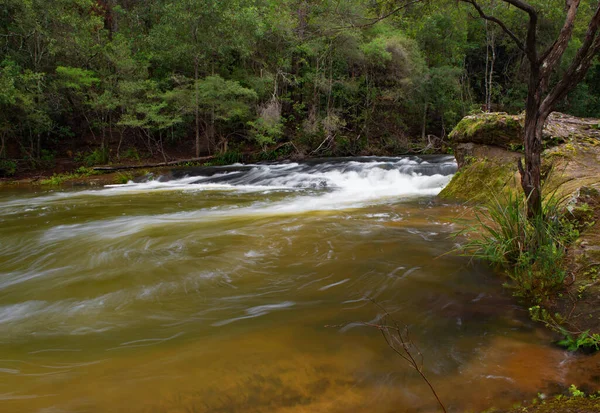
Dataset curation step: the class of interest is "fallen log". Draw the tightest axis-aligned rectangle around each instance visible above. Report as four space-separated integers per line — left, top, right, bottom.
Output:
92 156 215 172
92 142 302 172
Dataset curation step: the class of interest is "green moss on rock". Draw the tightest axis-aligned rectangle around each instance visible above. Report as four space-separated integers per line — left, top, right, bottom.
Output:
439 156 519 202
450 113 524 149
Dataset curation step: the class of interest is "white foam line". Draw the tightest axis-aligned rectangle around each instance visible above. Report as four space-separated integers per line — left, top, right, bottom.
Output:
21 370 73 377
0 368 20 374
108 332 184 350
0 393 58 400
298 274 333 290
319 278 350 291
212 301 295 327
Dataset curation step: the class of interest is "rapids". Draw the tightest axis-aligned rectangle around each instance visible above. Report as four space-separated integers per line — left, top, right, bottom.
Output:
0 156 596 413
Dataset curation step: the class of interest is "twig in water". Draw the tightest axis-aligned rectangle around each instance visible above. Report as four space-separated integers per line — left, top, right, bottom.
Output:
364 299 447 413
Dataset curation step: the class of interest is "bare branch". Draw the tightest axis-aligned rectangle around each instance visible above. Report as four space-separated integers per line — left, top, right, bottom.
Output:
330 0 423 30
460 0 526 53
501 0 537 16
365 299 447 413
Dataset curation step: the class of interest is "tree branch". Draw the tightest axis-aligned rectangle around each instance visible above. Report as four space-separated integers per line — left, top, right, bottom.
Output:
330 0 423 30
500 0 538 61
460 0 525 53
540 4 600 118
539 0 581 76
365 299 447 413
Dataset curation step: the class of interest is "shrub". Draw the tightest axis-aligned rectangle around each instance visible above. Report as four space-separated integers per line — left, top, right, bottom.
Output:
114 172 134 184
249 98 284 150
75 148 109 166
557 330 600 352
214 150 242 165
460 190 577 303
121 147 141 161
0 159 17 177
40 166 99 186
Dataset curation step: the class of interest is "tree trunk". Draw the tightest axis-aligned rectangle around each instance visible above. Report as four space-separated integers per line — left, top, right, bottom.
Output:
519 67 545 218
207 108 215 155
485 24 496 112
421 103 428 141
0 133 5 158
194 55 200 158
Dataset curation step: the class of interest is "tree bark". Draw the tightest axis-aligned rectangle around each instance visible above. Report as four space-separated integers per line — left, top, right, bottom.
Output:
194 55 200 158
519 86 543 218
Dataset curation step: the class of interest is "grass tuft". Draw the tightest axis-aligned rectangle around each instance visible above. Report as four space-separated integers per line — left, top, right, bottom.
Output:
459 189 578 303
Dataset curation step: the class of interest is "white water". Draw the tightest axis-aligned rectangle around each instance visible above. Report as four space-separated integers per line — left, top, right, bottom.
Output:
34 157 456 241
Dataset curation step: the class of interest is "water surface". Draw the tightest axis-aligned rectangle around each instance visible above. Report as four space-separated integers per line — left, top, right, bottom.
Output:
0 156 594 412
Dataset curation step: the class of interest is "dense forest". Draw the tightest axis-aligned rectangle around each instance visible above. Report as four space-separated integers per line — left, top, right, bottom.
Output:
1 0 599 174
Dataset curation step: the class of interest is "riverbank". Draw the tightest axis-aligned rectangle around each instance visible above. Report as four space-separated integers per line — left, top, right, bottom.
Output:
0 143 446 189
441 111 600 345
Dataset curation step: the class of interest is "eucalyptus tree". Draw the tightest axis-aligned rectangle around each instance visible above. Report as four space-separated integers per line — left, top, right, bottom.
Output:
456 0 600 217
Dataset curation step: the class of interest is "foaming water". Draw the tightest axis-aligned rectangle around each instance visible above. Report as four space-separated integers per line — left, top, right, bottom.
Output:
0 156 594 413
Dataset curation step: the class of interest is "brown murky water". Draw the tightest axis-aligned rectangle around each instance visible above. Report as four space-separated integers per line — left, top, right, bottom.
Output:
0 157 597 413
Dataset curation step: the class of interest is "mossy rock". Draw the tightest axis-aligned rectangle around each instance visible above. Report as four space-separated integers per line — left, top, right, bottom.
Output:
450 112 600 152
439 154 519 202
450 112 524 149
443 112 600 203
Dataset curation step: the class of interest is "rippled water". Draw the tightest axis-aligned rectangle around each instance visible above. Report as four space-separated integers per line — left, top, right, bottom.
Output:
0 156 596 413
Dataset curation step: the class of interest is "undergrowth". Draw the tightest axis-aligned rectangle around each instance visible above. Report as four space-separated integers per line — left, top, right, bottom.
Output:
457 189 600 352
40 166 101 185
0 159 17 177
460 190 578 304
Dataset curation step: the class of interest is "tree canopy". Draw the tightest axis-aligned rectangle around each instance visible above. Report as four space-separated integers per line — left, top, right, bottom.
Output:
1 0 599 169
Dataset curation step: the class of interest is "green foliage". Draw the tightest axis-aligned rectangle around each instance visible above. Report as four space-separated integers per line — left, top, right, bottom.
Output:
75 149 109 166
0 0 599 167
248 99 284 148
55 66 100 90
39 173 77 186
254 143 294 161
0 159 17 177
196 76 257 121
461 190 578 302
40 166 99 186
114 172 134 184
120 147 141 161
214 151 243 165
569 385 587 398
558 330 600 352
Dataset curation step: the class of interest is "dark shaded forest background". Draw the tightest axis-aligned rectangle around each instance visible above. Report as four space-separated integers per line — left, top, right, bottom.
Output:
1 0 599 172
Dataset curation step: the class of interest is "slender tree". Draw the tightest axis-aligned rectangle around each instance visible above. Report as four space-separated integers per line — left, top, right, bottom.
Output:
458 0 600 217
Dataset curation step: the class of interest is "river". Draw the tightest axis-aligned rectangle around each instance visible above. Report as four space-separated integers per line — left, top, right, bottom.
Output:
0 156 595 412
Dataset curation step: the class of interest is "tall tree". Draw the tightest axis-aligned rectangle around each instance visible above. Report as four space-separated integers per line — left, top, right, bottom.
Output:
458 0 600 217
